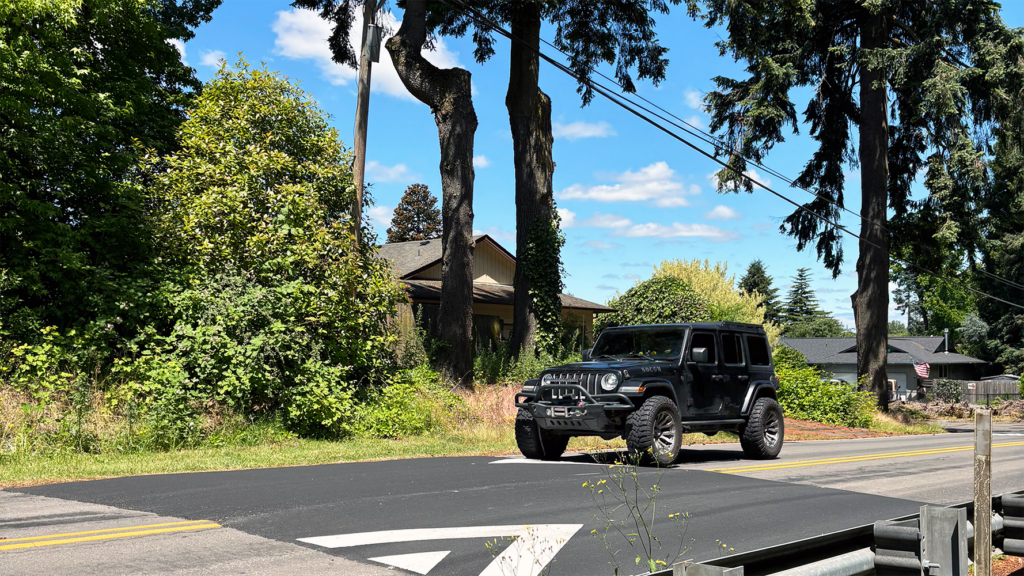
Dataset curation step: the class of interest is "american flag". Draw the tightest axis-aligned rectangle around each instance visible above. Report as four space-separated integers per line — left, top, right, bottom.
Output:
914 361 930 378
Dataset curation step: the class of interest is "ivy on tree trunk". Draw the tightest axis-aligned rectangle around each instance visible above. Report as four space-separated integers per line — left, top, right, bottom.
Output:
505 5 563 358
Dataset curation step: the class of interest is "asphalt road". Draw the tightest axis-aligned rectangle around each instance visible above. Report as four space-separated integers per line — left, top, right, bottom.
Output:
4 422 1024 576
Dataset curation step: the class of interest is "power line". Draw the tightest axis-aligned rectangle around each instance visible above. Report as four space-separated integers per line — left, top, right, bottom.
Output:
445 0 1024 296
440 0 1024 311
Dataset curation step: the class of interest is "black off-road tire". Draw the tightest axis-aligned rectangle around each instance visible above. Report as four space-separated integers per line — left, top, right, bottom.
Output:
624 396 682 466
740 397 784 459
515 408 570 461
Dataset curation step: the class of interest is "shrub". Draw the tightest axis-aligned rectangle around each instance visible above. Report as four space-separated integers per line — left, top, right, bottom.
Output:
596 276 711 333
932 379 964 403
473 342 581 384
775 364 875 428
772 345 808 370
352 365 463 438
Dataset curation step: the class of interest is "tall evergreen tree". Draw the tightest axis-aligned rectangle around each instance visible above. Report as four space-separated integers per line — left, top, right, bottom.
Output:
739 259 781 324
386 184 442 243
427 0 680 358
696 0 1023 409
782 268 820 326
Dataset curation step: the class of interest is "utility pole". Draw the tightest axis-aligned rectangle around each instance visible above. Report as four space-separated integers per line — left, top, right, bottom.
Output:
352 0 383 250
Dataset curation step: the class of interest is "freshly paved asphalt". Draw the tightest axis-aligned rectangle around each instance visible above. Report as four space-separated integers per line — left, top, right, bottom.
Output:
5 422 1024 576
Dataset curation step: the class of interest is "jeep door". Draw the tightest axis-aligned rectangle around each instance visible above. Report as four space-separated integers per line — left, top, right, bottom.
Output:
686 331 722 415
717 332 750 417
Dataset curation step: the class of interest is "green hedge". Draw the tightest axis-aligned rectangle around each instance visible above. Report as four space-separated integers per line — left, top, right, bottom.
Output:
775 364 875 428
932 379 964 403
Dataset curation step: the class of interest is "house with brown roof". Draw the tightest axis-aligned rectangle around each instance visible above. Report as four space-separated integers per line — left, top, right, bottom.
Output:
378 235 612 348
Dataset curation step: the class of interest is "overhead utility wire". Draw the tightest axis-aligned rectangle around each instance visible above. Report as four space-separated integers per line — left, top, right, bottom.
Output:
441 0 1024 311
474 7 1024 295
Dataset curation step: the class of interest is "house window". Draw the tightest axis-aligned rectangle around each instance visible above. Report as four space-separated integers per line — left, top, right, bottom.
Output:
933 365 950 379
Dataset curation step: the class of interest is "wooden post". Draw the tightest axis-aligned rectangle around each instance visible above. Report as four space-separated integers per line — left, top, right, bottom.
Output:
351 0 379 250
975 408 992 576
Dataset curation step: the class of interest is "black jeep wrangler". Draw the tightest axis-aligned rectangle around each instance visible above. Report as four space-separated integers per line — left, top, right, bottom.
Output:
514 322 783 465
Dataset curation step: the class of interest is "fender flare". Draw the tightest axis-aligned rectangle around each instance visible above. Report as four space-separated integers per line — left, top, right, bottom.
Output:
634 379 680 407
741 383 778 415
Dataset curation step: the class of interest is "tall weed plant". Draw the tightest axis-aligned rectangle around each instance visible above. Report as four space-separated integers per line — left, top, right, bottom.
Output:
474 341 582 385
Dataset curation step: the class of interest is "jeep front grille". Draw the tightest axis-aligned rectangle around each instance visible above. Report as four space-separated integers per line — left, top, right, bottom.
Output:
543 372 601 400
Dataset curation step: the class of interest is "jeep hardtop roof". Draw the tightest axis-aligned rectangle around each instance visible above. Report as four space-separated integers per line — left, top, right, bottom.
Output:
603 322 766 333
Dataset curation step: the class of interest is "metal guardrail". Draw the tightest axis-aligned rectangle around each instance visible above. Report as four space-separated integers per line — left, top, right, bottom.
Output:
644 490 1024 576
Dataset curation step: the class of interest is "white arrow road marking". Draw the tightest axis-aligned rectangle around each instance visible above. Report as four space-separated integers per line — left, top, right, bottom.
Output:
298 524 583 576
368 551 450 574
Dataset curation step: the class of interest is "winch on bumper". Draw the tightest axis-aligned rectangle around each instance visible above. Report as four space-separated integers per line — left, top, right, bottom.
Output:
515 383 634 432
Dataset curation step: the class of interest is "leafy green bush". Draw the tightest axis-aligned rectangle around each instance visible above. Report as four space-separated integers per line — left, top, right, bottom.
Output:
772 345 808 370
932 379 964 403
352 365 463 438
473 342 582 384
596 276 711 333
775 364 875 428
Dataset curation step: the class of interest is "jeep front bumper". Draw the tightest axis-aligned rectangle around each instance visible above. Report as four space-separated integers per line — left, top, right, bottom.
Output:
515 384 634 432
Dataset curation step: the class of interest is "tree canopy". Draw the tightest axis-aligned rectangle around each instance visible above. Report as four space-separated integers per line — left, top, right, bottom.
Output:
386 184 442 243
597 276 711 332
0 0 219 339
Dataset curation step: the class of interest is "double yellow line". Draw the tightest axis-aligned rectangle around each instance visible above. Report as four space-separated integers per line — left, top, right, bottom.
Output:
709 440 1024 474
0 519 220 551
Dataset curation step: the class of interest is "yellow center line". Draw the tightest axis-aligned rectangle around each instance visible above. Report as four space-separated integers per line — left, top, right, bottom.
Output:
0 523 221 551
709 440 1024 474
1 520 211 543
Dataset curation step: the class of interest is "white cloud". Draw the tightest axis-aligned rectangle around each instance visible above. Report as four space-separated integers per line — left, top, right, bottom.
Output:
597 284 618 291
704 205 742 221
272 9 461 102
622 262 651 268
684 115 705 130
582 240 622 250
366 160 417 183
624 274 642 280
602 274 619 279
552 121 616 141
580 213 634 228
556 208 576 228
473 155 490 168
613 222 741 242
199 49 226 68
558 162 700 207
367 205 393 230
167 39 187 64
684 89 703 111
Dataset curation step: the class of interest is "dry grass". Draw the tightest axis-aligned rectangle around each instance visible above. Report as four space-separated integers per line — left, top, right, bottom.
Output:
869 411 946 435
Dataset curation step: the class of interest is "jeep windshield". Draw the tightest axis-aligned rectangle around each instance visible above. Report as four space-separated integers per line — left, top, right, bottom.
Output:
590 326 687 361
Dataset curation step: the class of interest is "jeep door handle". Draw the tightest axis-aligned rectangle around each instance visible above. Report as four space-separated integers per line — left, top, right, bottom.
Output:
711 375 726 383
737 376 749 383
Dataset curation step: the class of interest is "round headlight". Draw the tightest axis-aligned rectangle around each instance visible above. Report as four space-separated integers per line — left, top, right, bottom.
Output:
541 373 554 386
600 373 620 391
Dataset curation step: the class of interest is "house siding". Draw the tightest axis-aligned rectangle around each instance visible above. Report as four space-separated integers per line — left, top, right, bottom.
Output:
407 241 515 285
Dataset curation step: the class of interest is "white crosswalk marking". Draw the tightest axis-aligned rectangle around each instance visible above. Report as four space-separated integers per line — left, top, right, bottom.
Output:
298 524 583 576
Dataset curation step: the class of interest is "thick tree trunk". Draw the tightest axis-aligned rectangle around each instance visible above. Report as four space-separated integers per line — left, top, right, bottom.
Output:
852 8 890 410
506 6 558 358
386 0 476 386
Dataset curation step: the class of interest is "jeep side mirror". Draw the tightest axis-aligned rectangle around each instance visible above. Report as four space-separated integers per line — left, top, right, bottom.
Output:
581 349 591 361
690 347 708 364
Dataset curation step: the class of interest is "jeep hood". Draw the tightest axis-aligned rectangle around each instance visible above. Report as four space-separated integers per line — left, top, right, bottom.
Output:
544 359 677 373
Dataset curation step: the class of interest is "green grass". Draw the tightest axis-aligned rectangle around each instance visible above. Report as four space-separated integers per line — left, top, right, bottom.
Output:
868 412 946 435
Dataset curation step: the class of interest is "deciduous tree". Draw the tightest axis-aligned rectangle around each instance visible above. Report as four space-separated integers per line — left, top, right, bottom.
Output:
0 0 219 339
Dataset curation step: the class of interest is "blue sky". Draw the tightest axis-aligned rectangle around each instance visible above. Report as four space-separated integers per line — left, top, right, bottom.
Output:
176 1 1024 329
